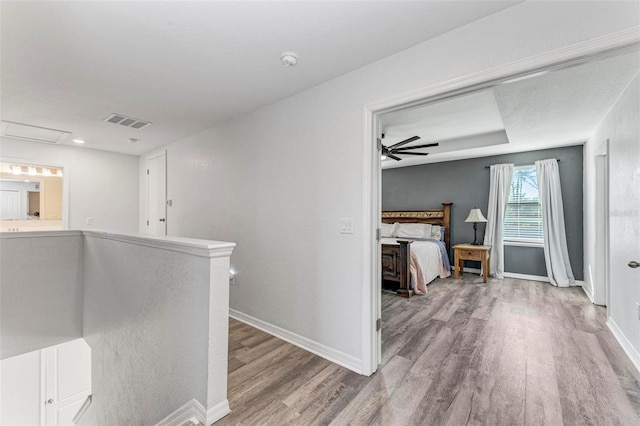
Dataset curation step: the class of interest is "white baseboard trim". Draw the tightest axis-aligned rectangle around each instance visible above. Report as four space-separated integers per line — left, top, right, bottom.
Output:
462 268 584 287
206 400 231 425
230 309 363 375
505 271 550 283
155 398 230 426
607 317 640 375
582 279 595 303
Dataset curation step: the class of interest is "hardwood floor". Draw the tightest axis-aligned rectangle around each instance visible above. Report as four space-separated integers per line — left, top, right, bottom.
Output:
216 275 640 425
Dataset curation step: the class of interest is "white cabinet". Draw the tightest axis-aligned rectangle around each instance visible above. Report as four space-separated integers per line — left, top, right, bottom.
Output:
1 339 91 426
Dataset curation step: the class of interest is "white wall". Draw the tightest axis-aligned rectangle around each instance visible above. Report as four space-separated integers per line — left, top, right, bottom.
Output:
0 231 83 359
149 2 640 371
0 137 139 233
0 349 41 426
585 72 640 355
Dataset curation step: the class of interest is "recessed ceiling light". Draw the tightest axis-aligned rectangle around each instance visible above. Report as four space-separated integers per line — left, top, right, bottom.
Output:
73 139 85 144
281 52 298 67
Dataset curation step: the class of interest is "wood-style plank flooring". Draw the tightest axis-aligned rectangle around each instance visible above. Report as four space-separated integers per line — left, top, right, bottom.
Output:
215 275 640 425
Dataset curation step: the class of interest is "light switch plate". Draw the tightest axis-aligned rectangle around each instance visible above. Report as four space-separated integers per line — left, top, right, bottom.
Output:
340 218 354 234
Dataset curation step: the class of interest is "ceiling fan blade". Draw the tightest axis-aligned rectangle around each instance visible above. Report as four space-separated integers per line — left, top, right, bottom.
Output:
394 151 430 156
387 154 402 161
394 142 439 150
388 135 420 150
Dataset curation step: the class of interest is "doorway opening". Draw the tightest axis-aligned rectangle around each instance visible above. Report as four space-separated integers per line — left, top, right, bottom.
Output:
363 38 638 374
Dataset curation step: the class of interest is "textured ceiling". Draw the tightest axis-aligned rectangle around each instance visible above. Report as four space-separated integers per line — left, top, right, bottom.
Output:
0 1 517 155
381 51 640 169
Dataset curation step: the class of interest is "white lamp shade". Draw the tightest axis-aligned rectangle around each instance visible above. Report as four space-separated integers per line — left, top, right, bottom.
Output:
465 208 487 223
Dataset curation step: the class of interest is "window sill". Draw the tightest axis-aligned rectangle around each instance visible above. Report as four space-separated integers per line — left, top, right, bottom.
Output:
504 240 544 248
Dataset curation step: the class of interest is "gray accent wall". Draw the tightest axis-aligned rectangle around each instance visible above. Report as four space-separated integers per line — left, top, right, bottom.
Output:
382 145 584 280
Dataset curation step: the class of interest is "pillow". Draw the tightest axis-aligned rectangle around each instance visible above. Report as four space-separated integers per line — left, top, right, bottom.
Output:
430 226 441 241
395 223 432 239
440 226 446 241
381 222 397 238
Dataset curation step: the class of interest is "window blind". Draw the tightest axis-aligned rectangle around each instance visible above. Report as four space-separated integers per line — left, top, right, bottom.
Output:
504 166 543 242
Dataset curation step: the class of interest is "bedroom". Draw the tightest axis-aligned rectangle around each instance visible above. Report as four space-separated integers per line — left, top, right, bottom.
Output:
373 45 637 367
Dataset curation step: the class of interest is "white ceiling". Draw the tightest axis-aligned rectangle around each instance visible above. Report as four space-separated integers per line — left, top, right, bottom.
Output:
380 50 640 169
0 1 518 155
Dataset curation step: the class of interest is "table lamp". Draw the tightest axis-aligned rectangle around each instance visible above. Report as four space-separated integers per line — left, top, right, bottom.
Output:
465 207 487 245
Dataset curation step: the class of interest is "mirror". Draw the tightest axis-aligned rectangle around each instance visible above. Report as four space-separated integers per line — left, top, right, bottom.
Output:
0 162 63 231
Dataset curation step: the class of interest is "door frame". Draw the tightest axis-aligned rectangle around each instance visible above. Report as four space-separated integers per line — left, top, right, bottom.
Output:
141 150 167 235
360 29 640 375
594 139 610 307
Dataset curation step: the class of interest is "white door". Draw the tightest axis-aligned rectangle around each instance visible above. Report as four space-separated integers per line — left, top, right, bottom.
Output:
608 76 640 357
0 339 91 426
0 189 20 219
146 151 167 236
43 339 92 426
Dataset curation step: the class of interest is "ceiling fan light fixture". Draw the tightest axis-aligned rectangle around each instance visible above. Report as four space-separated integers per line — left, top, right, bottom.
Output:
280 52 298 67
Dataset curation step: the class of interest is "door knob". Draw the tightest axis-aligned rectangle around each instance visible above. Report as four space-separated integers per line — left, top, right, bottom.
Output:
47 399 54 404
629 261 640 269
159 218 166 222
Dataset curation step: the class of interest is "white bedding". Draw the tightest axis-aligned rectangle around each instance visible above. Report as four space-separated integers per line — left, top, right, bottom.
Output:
381 238 450 294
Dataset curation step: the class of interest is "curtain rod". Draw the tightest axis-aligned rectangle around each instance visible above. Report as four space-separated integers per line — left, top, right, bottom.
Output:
484 159 560 169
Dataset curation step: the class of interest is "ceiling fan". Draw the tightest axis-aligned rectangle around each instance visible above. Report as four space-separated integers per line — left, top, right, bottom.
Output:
380 135 439 161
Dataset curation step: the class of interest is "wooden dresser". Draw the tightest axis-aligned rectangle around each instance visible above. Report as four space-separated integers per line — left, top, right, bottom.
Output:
453 244 491 283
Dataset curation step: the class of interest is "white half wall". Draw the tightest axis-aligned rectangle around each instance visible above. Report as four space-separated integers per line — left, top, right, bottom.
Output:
0 231 83 359
0 137 139 233
149 2 640 371
80 232 234 425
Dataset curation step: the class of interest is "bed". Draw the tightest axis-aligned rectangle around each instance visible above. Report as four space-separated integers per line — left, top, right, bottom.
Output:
381 203 452 297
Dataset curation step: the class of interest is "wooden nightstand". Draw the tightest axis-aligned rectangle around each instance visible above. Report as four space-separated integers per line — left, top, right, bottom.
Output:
453 244 491 283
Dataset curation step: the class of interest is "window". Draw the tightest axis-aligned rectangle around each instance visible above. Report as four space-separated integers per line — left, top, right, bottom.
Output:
504 166 543 244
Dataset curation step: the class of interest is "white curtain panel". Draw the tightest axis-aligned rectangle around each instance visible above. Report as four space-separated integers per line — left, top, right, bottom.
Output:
536 159 576 287
483 163 514 279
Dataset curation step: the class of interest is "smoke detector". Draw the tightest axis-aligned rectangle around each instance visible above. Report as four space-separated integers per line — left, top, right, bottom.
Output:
280 52 298 67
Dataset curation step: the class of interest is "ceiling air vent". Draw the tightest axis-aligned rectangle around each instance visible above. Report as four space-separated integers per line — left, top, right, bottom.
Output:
104 113 151 129
0 121 71 144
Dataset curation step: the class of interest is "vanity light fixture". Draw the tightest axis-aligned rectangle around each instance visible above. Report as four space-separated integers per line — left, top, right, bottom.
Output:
381 155 388 160
28 167 37 176
11 165 22 175
42 168 51 176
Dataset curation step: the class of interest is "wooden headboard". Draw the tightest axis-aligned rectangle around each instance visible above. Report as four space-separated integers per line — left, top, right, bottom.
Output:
382 202 453 254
